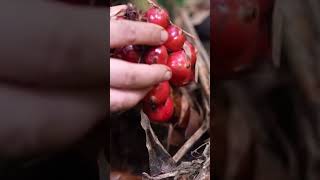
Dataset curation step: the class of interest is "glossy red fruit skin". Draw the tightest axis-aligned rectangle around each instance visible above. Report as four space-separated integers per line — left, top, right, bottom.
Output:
164 25 186 52
212 0 260 79
143 81 170 105
143 97 174 123
144 7 170 28
184 41 198 66
167 51 193 86
143 45 168 65
113 45 141 63
213 44 257 79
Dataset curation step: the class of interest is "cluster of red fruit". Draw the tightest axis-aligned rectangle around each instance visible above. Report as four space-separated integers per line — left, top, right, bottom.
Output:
212 0 274 79
112 4 198 123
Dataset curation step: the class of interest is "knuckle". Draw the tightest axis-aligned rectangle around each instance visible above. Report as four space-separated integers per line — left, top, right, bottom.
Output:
123 70 137 87
126 23 137 44
129 71 138 85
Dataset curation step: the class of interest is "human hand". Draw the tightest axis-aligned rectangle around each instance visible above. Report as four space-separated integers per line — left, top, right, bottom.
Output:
110 5 171 112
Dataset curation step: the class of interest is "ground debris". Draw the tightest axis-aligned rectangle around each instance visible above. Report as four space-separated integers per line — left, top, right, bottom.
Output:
140 112 210 180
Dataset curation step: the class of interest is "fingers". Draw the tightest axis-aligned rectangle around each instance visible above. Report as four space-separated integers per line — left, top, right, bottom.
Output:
110 88 151 112
110 58 172 89
110 20 168 48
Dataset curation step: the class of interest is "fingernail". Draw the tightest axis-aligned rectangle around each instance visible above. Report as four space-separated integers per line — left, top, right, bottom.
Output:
161 30 168 43
163 70 172 80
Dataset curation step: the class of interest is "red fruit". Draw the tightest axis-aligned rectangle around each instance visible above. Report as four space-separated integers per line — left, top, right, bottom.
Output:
183 41 198 67
167 51 193 86
164 25 186 52
143 81 170 105
143 45 168 65
143 97 174 123
213 43 256 79
113 45 141 63
212 0 260 78
144 7 170 28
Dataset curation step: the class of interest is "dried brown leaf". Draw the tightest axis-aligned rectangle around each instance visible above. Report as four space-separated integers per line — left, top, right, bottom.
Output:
140 111 177 176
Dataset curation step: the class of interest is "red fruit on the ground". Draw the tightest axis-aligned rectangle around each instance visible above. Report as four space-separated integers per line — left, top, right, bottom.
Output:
144 7 170 28
167 51 193 86
113 45 141 63
164 25 186 52
143 97 174 123
143 81 170 105
143 45 168 65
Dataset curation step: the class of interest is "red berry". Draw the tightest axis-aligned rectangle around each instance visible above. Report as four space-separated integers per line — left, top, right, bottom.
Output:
213 43 256 79
113 45 141 63
143 97 174 123
183 41 198 67
164 25 186 52
167 51 193 86
143 81 170 105
212 0 260 78
143 45 168 65
144 7 170 28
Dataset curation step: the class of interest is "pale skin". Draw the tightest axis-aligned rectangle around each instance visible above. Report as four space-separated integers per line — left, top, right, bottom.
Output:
0 2 169 158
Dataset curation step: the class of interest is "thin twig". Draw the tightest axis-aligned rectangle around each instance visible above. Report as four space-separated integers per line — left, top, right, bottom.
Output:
180 9 210 68
180 9 210 98
173 122 209 162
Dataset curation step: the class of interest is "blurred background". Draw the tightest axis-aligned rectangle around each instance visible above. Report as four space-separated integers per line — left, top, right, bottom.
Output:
212 0 320 180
